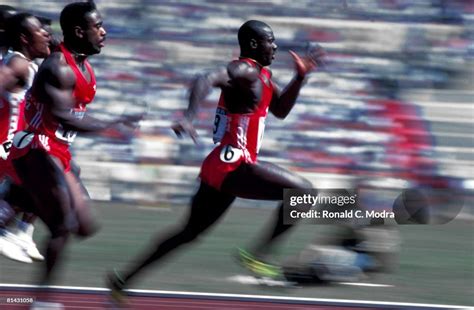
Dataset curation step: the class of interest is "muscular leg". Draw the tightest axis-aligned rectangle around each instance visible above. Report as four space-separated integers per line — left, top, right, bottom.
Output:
221 161 312 257
2 181 37 227
13 149 76 285
70 159 90 199
64 170 97 237
120 182 235 287
222 161 311 200
2 183 36 227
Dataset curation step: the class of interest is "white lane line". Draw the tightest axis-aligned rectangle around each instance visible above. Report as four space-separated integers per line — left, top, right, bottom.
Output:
0 283 467 309
226 275 293 287
339 282 394 287
227 275 394 288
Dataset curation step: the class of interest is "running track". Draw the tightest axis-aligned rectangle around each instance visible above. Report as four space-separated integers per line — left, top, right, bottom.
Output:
0 285 466 310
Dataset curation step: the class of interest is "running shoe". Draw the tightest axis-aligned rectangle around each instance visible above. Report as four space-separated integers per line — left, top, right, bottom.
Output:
106 269 128 306
0 232 33 263
236 248 283 279
13 228 44 261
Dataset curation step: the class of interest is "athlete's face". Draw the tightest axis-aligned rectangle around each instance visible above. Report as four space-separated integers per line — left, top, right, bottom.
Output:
255 29 277 66
82 10 106 55
24 16 50 59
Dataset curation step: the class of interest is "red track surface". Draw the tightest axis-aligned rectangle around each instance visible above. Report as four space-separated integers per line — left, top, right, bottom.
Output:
0 290 373 310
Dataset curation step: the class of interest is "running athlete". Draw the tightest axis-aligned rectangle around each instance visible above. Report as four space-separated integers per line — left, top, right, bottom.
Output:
108 20 325 297
9 2 137 290
0 12 51 263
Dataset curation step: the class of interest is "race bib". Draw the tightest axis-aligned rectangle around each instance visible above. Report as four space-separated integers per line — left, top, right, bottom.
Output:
55 124 77 144
212 107 227 144
0 141 11 160
12 131 34 149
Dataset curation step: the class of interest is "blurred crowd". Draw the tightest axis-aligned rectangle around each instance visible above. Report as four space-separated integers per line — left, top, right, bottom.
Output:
7 0 474 205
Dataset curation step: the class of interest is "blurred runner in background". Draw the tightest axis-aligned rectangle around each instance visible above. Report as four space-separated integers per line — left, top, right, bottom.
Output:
0 11 51 264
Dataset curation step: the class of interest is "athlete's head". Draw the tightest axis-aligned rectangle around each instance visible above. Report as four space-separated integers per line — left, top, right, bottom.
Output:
60 1 106 55
238 20 277 66
37 16 60 51
5 13 50 59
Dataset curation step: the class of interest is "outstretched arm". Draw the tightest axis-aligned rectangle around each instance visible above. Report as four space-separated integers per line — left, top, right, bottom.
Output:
270 44 325 119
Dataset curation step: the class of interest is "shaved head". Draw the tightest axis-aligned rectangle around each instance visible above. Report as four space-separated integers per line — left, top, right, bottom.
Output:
237 20 276 66
238 20 273 48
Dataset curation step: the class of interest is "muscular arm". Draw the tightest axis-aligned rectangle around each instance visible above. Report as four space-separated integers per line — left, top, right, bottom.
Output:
173 67 229 141
173 61 262 141
224 60 261 114
0 56 29 94
269 74 305 120
269 50 312 119
183 67 228 122
33 53 110 133
270 47 325 119
184 61 262 119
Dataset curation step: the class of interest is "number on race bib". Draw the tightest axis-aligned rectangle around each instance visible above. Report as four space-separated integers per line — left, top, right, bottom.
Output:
219 144 243 163
212 107 227 144
213 115 220 134
223 145 234 161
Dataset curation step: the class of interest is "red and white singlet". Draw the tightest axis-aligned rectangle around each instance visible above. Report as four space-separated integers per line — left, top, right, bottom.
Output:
10 43 96 172
200 58 274 189
0 50 37 183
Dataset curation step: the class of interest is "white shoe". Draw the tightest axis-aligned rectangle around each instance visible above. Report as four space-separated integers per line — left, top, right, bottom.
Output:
0 233 33 263
26 243 45 261
30 301 64 310
14 231 44 261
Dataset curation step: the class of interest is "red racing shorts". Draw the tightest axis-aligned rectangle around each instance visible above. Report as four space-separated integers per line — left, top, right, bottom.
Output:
0 158 21 184
200 144 253 190
10 131 73 173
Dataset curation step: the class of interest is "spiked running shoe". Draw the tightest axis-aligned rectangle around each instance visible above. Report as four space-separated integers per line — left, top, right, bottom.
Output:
106 269 128 307
236 248 283 279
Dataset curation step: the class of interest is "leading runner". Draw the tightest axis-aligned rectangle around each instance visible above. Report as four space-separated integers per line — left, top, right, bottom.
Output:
109 20 325 298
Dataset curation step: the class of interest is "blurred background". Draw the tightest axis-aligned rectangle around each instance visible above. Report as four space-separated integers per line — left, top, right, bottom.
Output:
1 0 473 306
5 0 473 206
